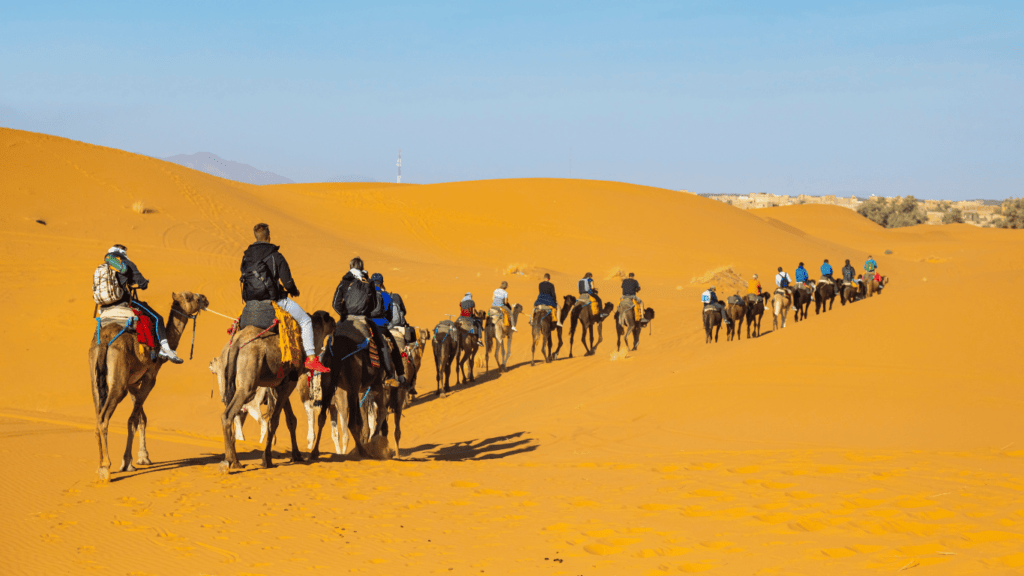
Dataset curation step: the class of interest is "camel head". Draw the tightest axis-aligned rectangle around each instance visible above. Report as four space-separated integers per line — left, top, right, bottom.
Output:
601 301 615 315
417 328 430 348
171 291 209 316
562 294 577 308
643 308 655 321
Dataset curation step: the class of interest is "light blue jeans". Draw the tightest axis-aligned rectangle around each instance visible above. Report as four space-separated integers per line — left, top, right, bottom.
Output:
276 297 315 357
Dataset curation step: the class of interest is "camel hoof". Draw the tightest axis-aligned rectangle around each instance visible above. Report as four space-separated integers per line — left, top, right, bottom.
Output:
290 454 304 464
262 460 276 469
136 456 152 466
309 450 320 461
119 460 136 473
223 459 243 470
97 467 110 482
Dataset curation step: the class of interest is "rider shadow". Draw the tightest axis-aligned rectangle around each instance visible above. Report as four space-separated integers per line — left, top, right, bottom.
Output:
400 431 538 461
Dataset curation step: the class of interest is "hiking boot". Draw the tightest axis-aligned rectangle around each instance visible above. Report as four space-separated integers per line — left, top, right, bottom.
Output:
304 355 331 373
398 375 408 387
159 342 184 364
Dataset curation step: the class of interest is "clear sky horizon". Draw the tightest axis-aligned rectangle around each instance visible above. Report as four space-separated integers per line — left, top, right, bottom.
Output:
1 1 1021 200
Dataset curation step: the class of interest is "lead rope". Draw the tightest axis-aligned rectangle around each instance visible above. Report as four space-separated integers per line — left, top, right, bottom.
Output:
190 314 197 360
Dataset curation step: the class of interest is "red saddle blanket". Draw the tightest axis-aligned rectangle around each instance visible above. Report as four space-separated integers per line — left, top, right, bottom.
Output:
133 311 157 348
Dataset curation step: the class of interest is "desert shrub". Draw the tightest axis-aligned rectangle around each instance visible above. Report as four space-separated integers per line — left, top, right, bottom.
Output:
941 208 964 224
993 198 1024 229
856 196 927 228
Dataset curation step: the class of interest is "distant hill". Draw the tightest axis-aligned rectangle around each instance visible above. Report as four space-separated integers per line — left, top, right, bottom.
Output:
324 175 379 183
161 152 294 185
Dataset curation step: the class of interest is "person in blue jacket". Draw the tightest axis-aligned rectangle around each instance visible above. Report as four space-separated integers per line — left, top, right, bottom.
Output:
371 273 393 329
794 262 810 286
820 259 834 281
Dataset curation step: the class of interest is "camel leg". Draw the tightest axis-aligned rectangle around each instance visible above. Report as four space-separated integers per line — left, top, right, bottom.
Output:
279 381 302 464
309 391 329 460
594 323 604 352
346 384 371 458
633 325 641 350
334 396 348 455
262 381 289 468
503 334 513 371
120 375 155 471
392 389 404 458
234 413 246 441
304 398 316 450
220 385 253 469
96 358 129 480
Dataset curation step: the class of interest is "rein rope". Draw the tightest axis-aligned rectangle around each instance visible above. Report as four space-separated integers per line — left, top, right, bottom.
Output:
240 319 279 348
171 308 200 360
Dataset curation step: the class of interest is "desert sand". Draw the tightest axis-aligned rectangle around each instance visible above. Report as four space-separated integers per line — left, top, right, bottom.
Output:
1 127 1022 574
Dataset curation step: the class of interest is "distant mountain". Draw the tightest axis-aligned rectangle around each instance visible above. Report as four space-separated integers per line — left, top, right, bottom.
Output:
161 152 294 185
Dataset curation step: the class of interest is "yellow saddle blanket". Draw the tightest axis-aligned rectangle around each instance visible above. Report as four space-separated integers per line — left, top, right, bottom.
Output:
238 302 303 368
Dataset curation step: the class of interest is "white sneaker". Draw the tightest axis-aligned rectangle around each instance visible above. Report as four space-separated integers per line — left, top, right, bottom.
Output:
159 341 184 364
511 326 517 332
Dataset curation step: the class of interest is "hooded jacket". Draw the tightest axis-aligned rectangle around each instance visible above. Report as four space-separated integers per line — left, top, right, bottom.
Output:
240 242 298 301
842 264 856 281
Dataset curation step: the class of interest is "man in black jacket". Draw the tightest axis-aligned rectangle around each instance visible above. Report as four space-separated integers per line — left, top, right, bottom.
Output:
841 259 856 283
332 257 406 386
621 272 649 326
103 244 183 364
241 223 329 373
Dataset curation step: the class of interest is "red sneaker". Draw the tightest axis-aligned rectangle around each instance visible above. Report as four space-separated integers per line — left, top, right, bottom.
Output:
304 356 330 373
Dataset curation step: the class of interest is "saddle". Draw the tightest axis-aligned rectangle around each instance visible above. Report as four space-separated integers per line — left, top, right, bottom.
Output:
455 315 477 334
96 303 157 350
819 277 835 286
726 295 742 306
576 295 600 315
239 300 278 332
744 293 762 305
774 288 788 296
533 305 557 323
489 305 510 328
703 304 720 314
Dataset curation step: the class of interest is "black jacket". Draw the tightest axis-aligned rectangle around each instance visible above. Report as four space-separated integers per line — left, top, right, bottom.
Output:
842 264 856 282
621 278 640 296
241 242 298 301
111 253 149 305
333 271 380 319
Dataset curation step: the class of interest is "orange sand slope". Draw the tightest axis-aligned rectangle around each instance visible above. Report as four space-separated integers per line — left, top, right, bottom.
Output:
1 127 1023 574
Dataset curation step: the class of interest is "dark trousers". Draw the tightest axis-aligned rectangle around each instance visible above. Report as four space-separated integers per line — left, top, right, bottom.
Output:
368 322 404 377
132 300 167 342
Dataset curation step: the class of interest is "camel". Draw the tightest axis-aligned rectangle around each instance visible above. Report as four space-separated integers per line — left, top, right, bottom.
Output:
865 274 888 297
814 278 837 314
432 320 459 395
703 305 722 343
216 309 333 469
615 298 655 351
744 294 765 338
839 280 860 305
90 291 208 480
791 283 814 322
310 317 394 461
210 356 272 444
485 303 523 373
377 326 430 456
454 312 484 385
530 305 558 365
724 297 746 341
771 289 792 331
562 295 615 357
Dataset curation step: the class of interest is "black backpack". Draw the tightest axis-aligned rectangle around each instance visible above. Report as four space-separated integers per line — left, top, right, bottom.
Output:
240 254 277 302
390 292 408 326
344 277 378 317
779 274 789 289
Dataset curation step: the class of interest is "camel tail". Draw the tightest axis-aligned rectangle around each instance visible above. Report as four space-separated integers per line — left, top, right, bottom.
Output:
224 341 241 405
91 344 109 410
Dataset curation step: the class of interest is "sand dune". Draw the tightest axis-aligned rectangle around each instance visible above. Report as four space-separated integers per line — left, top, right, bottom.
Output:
2 127 1022 574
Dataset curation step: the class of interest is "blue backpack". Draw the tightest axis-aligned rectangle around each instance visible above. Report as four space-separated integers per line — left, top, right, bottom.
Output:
779 274 789 288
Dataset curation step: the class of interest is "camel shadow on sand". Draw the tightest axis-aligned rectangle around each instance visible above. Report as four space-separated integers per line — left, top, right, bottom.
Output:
400 431 538 461
410 359 540 407
108 448 297 482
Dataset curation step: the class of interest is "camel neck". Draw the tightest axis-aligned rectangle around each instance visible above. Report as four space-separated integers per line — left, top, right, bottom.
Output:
165 302 190 350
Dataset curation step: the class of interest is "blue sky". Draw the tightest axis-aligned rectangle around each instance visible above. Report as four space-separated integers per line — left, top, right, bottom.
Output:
1 1 1021 199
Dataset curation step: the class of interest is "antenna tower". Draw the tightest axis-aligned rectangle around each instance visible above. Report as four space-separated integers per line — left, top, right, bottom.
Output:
397 149 402 183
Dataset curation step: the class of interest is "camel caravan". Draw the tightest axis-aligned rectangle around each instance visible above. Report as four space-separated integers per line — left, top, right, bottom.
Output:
88 225 657 480
700 256 888 344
